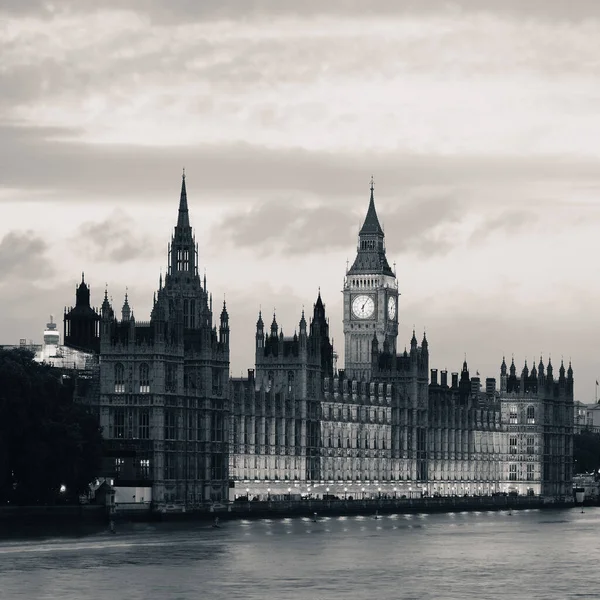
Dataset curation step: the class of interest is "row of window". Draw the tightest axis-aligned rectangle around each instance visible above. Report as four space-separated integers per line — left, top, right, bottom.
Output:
164 410 225 442
164 453 225 481
509 464 536 481
509 436 536 455
509 405 536 425
113 363 224 395
323 404 388 423
326 434 388 450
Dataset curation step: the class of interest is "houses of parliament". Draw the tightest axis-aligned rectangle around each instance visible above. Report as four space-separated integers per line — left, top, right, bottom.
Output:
63 174 574 505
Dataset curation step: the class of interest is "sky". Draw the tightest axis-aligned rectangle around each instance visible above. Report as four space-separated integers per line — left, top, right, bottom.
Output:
1 0 600 401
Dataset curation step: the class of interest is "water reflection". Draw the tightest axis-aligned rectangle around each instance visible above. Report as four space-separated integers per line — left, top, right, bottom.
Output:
1 508 598 600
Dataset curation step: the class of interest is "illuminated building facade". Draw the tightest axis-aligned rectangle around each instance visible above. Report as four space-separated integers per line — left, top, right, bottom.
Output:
229 182 573 500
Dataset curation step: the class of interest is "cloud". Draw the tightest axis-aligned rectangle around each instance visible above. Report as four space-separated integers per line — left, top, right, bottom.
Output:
468 210 537 245
215 198 357 256
0 230 54 280
2 124 600 202
72 210 162 263
2 1 599 22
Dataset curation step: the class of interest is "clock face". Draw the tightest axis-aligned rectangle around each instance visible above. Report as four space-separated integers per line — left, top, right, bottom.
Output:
388 297 396 320
352 295 375 319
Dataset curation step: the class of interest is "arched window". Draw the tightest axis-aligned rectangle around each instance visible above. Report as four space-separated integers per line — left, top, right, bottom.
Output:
165 364 176 393
139 363 150 393
338 435 342 448
114 363 125 393
527 405 535 424
287 371 294 394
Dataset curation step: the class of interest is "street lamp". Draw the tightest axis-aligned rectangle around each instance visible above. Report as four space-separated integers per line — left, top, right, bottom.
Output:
361 487 365 499
267 487 271 501
344 487 348 500
393 487 397 499
246 487 249 501
288 487 291 501
378 487 381 499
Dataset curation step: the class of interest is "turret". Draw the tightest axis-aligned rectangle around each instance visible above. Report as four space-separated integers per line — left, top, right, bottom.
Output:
219 300 229 348
559 359 566 390
410 329 418 359
256 310 264 349
500 356 508 392
63 272 100 353
371 332 379 358
122 292 131 321
299 309 307 337
271 312 278 338
547 357 554 382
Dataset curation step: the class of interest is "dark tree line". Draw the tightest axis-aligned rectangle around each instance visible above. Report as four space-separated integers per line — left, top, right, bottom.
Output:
574 430 600 476
0 348 103 505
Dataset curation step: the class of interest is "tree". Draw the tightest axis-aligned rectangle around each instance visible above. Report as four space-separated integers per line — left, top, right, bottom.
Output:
573 430 600 475
0 348 103 505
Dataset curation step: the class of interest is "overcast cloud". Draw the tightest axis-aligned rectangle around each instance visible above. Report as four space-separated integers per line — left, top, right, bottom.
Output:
2 1 600 400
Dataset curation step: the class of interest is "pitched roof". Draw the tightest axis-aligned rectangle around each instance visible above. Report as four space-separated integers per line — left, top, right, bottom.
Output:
359 183 384 236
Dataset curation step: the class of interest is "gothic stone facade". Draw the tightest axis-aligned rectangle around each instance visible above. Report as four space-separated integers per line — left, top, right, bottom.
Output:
67 175 230 504
229 183 573 500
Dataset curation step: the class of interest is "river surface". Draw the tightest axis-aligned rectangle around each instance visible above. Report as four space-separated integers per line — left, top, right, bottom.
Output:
0 507 598 600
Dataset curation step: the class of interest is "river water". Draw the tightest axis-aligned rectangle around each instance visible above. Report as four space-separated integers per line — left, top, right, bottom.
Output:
0 507 598 600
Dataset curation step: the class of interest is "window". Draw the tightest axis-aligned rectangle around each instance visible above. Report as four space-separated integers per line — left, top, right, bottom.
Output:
212 412 224 442
165 453 176 479
139 410 149 439
527 464 534 481
509 405 518 425
139 458 151 479
287 371 294 394
113 408 125 438
212 367 222 396
114 363 125 393
115 457 123 475
509 437 517 455
527 406 535 425
211 455 224 480
165 410 177 440
527 436 535 455
188 412 196 441
165 364 176 393
139 363 150 393
509 464 517 481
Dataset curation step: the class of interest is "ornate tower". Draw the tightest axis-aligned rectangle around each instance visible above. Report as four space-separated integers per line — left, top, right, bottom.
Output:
343 178 399 379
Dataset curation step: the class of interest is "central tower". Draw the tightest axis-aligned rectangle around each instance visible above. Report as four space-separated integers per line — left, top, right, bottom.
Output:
343 178 399 380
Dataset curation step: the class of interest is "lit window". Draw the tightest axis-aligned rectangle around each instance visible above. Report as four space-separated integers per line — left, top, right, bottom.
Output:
527 406 535 425
509 405 518 425
139 363 150 394
526 464 534 481
509 464 517 481
527 436 535 455
509 437 518 455
114 363 125 393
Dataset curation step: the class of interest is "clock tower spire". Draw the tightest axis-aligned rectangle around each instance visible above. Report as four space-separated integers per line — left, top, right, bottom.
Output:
343 178 399 379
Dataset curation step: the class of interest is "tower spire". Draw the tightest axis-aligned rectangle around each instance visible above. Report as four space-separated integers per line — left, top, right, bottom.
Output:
177 168 190 229
360 176 384 236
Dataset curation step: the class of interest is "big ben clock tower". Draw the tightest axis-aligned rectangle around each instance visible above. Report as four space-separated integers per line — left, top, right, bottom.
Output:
343 178 399 380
